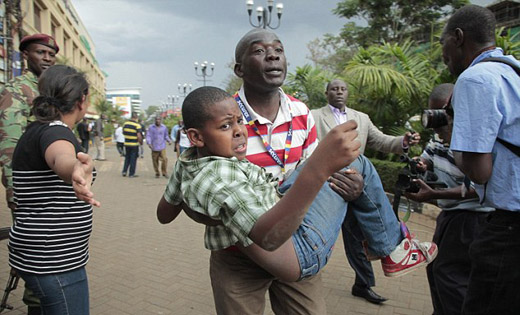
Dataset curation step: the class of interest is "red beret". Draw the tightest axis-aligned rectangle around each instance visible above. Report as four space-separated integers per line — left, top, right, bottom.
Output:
19 34 59 53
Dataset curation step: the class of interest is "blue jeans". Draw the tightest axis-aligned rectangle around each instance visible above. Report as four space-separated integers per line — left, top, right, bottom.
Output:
123 146 138 176
17 267 89 315
279 155 402 279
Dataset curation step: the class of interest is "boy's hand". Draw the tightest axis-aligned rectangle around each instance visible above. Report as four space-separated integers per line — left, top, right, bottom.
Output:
310 120 361 178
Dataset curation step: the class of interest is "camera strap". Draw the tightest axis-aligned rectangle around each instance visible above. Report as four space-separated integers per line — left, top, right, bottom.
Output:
478 57 520 158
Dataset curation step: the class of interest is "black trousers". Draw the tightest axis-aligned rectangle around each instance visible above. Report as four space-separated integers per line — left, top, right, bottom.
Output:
462 210 520 315
341 208 375 288
80 138 89 153
427 210 488 315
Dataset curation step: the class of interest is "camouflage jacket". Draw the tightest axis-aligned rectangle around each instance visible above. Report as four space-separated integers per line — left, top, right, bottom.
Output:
0 71 38 204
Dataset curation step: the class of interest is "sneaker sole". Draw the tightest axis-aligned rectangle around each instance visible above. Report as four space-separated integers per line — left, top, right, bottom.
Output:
383 248 438 278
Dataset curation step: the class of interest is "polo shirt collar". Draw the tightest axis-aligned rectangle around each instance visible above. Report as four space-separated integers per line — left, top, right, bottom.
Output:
237 86 292 125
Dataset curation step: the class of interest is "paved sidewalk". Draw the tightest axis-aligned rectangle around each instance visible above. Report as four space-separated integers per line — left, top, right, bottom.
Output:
0 144 436 314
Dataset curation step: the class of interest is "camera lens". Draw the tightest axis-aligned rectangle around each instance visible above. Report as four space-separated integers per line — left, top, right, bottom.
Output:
422 109 449 129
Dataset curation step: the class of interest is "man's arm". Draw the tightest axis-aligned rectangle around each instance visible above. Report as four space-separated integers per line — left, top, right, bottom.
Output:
453 151 493 185
0 88 31 210
405 179 478 203
164 127 172 144
146 127 153 148
364 116 405 154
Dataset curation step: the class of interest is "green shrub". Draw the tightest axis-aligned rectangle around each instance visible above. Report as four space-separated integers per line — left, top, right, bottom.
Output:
369 158 405 193
104 123 115 139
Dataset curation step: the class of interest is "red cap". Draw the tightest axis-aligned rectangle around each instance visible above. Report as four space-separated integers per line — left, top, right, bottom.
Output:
19 34 59 53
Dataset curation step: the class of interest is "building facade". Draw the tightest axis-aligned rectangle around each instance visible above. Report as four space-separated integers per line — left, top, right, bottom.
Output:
106 88 142 119
0 0 105 106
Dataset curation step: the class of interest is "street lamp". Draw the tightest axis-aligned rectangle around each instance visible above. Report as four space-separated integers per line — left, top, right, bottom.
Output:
178 83 192 97
246 0 283 29
194 61 215 86
168 94 180 108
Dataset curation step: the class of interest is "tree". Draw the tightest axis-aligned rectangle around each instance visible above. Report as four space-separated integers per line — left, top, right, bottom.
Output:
284 65 333 109
341 39 448 161
146 105 160 117
223 59 243 94
496 27 520 59
332 0 468 47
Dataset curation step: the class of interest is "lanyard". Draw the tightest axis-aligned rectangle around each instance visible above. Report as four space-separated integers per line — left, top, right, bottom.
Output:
235 94 293 174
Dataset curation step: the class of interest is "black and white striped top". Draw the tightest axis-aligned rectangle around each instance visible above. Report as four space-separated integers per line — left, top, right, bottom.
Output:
8 121 95 274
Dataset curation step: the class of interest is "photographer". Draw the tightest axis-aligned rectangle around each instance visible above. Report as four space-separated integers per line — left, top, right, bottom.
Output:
440 5 520 314
405 83 493 315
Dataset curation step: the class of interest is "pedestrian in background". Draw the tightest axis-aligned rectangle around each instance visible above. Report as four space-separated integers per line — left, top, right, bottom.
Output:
146 116 171 178
8 64 97 315
114 123 125 156
170 120 182 155
139 118 145 158
93 114 106 161
122 112 142 177
77 117 90 153
175 126 191 158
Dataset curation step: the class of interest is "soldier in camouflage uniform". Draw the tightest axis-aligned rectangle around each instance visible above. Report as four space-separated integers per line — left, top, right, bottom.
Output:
0 33 58 315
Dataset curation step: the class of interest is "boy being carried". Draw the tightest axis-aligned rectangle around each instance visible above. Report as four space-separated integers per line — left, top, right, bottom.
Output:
157 86 437 281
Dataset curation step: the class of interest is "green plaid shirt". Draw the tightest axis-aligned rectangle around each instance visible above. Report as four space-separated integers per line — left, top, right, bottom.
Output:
164 147 279 250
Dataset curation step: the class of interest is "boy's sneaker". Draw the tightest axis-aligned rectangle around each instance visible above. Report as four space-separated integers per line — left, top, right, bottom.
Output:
381 223 438 277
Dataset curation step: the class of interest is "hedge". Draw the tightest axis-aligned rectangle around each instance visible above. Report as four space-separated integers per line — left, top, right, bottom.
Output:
368 158 406 193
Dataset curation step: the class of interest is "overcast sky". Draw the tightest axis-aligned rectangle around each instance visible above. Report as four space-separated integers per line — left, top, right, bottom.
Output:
72 0 493 110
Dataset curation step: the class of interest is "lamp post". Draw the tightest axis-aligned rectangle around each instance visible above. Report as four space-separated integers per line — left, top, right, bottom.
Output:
178 83 192 97
194 61 215 86
168 94 180 109
246 0 283 29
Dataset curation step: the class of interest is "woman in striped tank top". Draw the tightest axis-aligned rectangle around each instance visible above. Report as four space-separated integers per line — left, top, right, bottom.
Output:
8 65 96 315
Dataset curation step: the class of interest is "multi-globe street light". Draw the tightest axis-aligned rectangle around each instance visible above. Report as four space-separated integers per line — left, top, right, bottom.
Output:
194 61 215 86
246 0 283 29
178 83 192 97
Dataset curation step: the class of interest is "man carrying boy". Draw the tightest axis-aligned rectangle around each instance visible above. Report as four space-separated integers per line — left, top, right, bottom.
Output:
208 28 436 314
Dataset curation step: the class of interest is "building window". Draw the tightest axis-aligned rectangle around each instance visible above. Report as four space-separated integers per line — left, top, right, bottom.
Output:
34 4 42 32
73 44 78 65
64 33 70 58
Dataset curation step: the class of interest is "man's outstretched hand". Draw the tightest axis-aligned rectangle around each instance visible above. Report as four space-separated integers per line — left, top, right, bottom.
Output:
72 152 100 207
